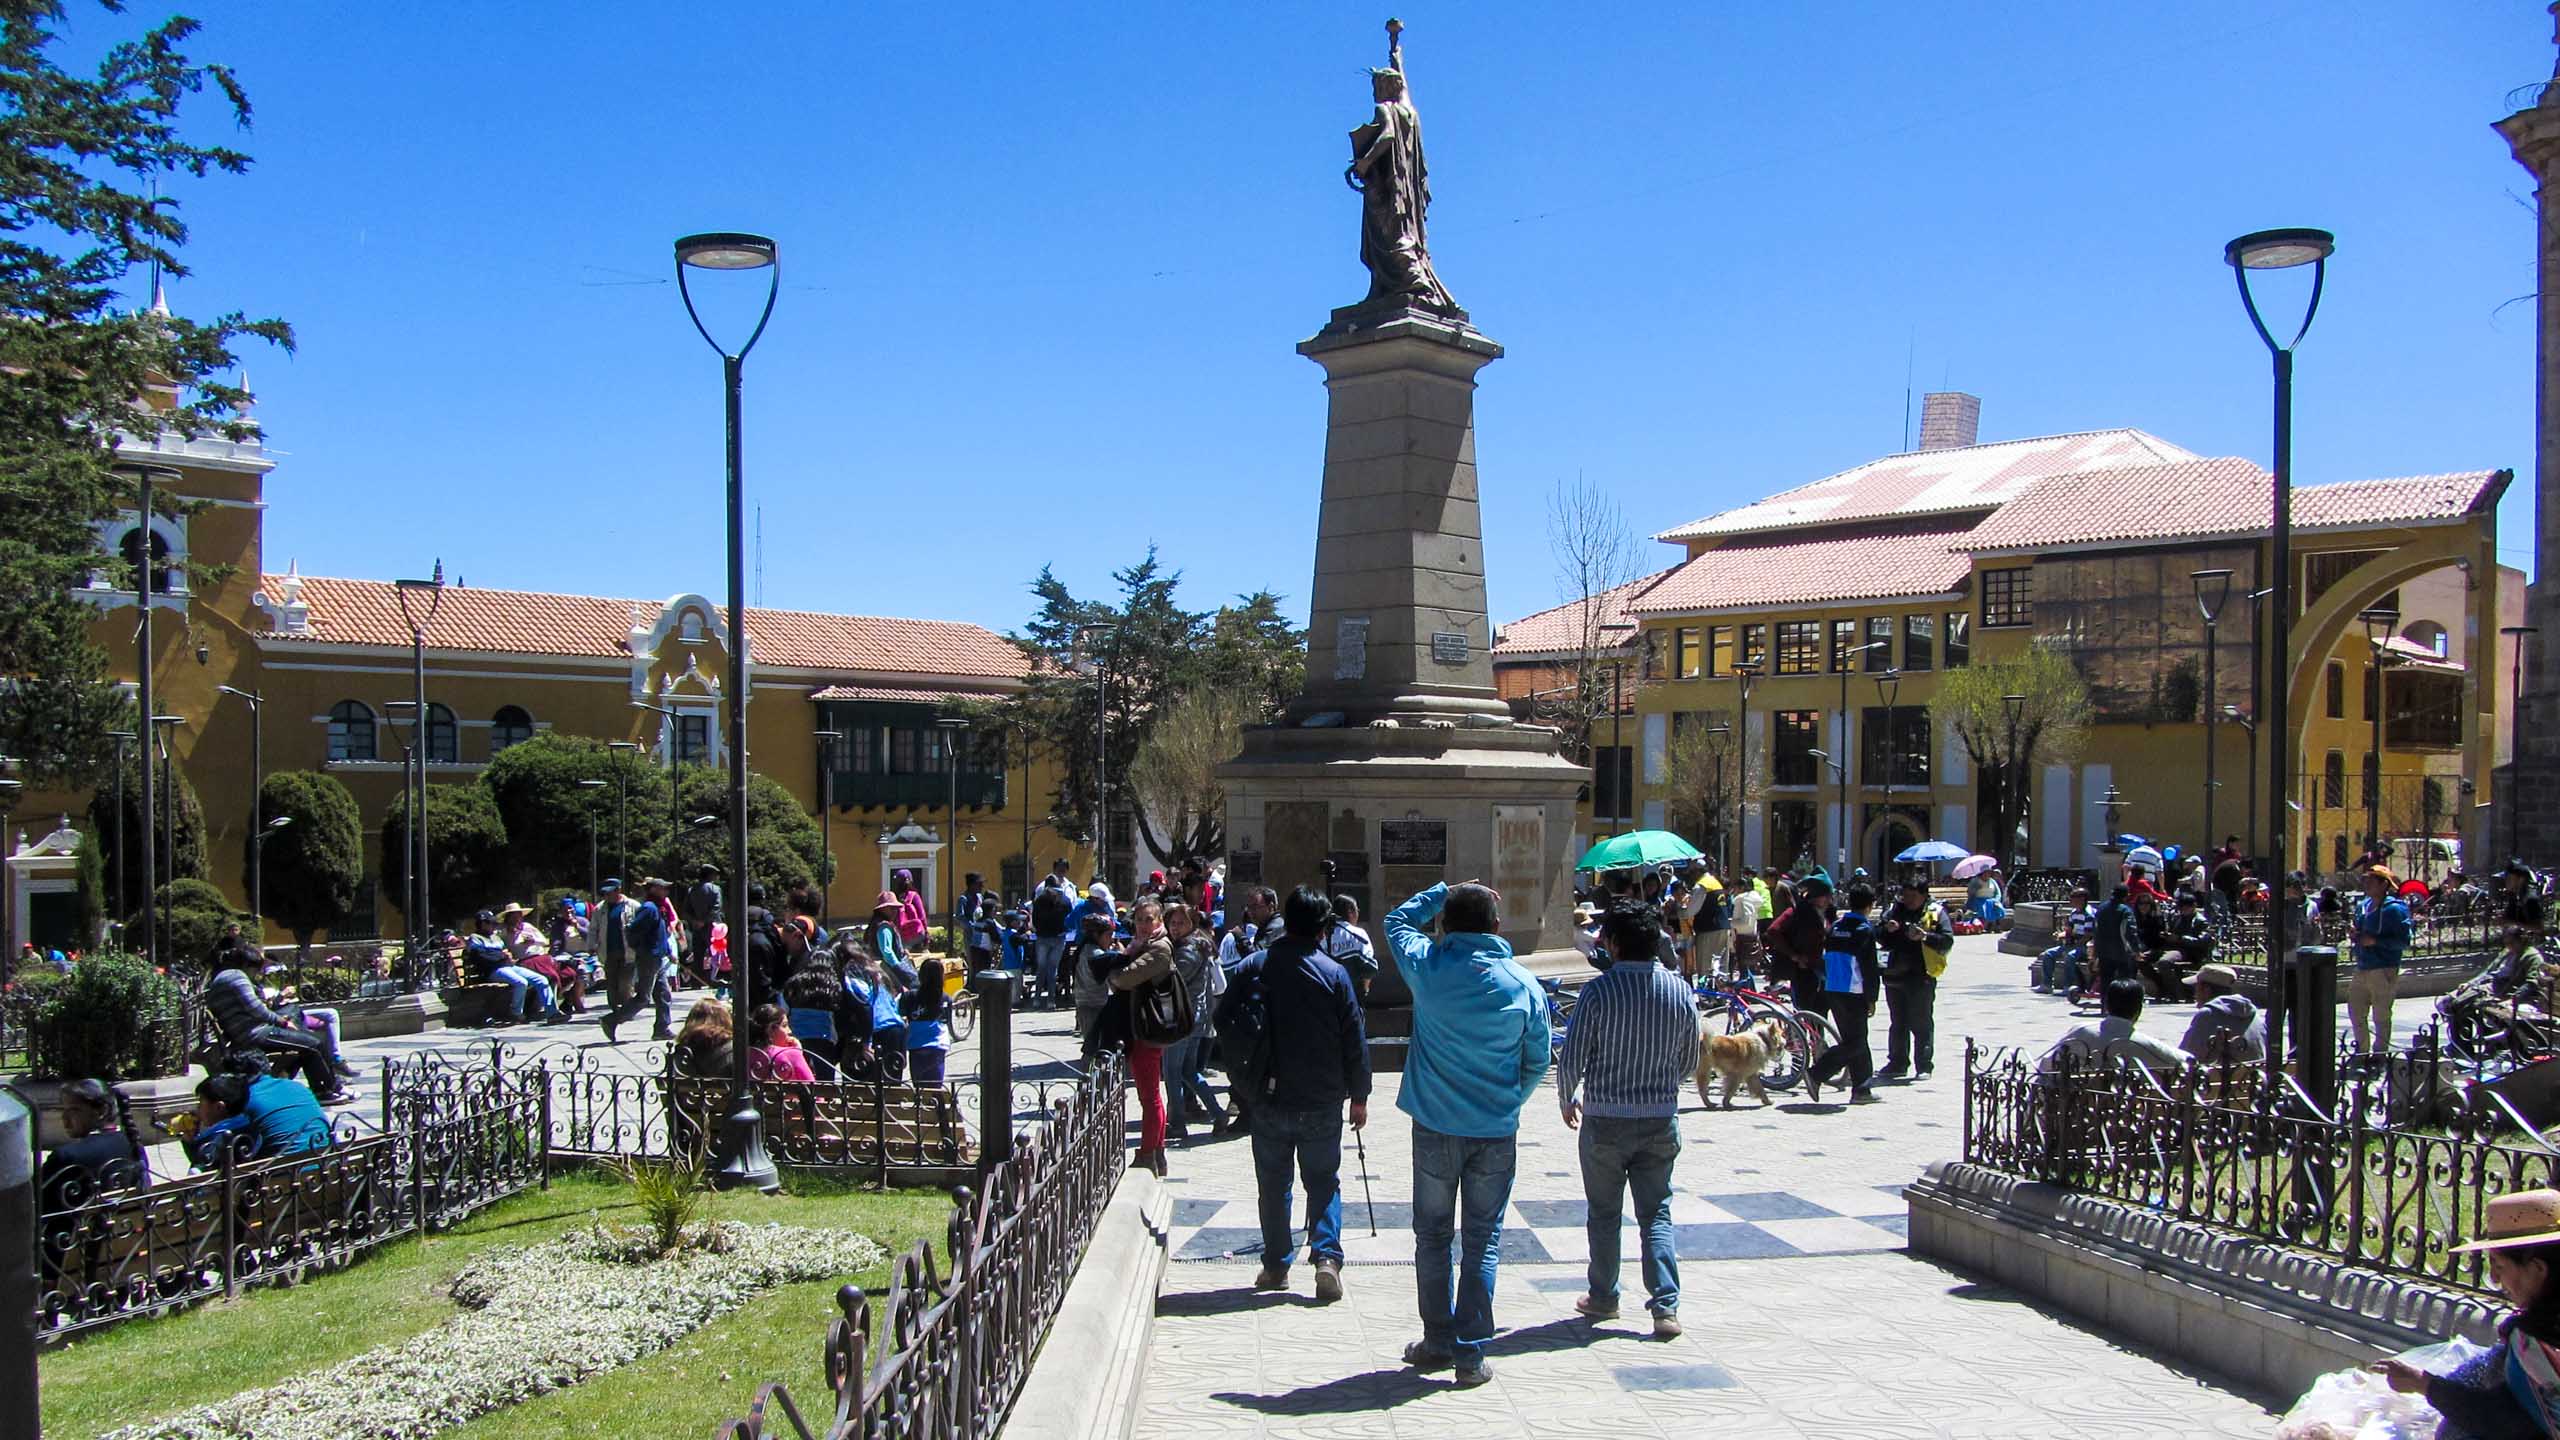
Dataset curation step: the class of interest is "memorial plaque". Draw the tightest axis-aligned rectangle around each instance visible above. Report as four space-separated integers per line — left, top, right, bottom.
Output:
1430 630 1469 665
1226 850 1262 886
1492 804 1547 929
1379 818 1448 867
1325 849 1373 924
1335 617 1370 681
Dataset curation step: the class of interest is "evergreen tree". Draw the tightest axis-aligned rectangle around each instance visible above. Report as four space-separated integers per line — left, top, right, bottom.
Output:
380 783 511 932
86 749 205 906
253 770 363 951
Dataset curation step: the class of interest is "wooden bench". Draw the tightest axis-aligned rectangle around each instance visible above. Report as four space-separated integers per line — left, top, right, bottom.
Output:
436 983 523 1027
664 1076 972 1170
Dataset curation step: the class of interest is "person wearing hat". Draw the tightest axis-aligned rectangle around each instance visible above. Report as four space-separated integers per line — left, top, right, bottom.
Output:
888 869 930 948
2350 866 2414 1056
1571 901 1605 963
464 909 558 1025
865 891 914 984
1875 876 1947 1081
499 901 587 1016
2177 964 2264 1066
2374 1187 2560 1433
596 878 675 1044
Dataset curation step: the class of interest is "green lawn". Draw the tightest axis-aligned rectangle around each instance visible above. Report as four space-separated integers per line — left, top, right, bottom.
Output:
40 1169 956 1440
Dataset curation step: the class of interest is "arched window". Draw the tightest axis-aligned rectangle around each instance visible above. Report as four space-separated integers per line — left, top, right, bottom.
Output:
2324 662 2345 720
490 705 533 754
2405 620 2448 659
679 610 705 644
2322 752 2346 810
2361 753 2381 813
2333 833 2350 871
423 702 458 764
328 701 377 763
118 526 177 594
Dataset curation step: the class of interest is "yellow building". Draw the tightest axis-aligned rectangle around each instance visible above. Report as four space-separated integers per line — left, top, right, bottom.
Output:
1498 394 2515 882
12 413 1084 952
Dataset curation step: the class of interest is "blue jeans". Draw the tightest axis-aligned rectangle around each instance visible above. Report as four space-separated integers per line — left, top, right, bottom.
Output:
1581 1115 1680 1316
2038 944 2083 991
1250 1106 1344 1268
1033 936 1068 1005
491 965 554 1018
1164 1034 1223 1129
1412 1123 1517 1367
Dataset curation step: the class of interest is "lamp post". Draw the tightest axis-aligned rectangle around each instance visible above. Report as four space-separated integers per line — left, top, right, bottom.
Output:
2360 607 2399 849
0 774 18 961
2228 223 2332 1077
813 730 842 923
393 563 445 953
127 464 174 964
149 716 182 957
217 684 265 941
578 779 607 900
1077 622 1121 887
1704 723 1733 868
1836 638 1886 872
631 699 689 854
1599 621 1637 837
2001 692 2027 866
1873 669 1902 874
2506 625 2540 862
2224 706 2260 867
937 717 971 936
105 730 134 941
2193 569 2234 851
1733 660 1762 871
675 227 781 1194
253 815 291 985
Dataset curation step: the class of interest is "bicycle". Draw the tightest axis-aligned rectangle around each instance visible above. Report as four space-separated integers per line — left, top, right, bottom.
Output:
1692 975 1824 1092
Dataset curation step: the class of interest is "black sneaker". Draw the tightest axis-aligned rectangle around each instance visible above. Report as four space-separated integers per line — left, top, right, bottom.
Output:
1453 1358 1493 1388
1401 1341 1454 1373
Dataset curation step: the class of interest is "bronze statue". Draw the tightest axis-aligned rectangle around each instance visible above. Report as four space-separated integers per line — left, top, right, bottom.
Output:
1347 19 1458 312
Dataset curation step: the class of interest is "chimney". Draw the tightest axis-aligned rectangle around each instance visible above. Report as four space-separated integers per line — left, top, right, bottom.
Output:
1917 391 1981 451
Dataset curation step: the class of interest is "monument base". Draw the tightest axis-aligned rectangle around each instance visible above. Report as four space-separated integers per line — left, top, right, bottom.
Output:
1218 721 1586 1006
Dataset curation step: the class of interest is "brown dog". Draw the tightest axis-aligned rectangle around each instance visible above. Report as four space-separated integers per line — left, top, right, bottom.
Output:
1698 1018 1786 1109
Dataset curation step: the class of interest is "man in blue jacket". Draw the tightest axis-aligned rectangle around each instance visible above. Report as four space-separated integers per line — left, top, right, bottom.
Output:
2351 865 2415 1056
1386 880 1550 1388
1215 886 1369 1302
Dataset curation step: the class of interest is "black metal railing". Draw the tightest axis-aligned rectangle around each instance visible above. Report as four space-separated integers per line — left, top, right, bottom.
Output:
710 1051 1129 1440
32 1086 543 1342
2008 869 2099 906
1960 1041 2560 1297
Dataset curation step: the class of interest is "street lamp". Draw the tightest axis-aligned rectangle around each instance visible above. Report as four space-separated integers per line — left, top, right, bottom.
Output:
937 717 971 936
1705 723 1734 868
1598 621 1637 837
632 699 690 851
578 779 608 900
0 773 19 961
253 815 292 986
105 730 135 939
1835 638 1887 871
2224 706 2260 865
2001 693 2027 866
394 563 444 956
2360 607 2399 848
2099 782 2128 850
1075 622 1121 887
1873 669 1902 874
1733 659 1762 871
218 684 266 941
675 226 781 1194
149 715 182 959
2505 625 2540 862
2193 569 2234 851
2227 222 2333 1079
813 729 842 923
124 463 177 965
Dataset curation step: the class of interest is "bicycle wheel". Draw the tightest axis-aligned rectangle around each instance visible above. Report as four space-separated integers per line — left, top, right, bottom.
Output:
1737 1000 1810 1092
949 991 977 1042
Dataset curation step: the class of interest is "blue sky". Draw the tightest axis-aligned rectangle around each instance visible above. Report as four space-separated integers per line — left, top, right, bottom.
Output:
133 1 2551 635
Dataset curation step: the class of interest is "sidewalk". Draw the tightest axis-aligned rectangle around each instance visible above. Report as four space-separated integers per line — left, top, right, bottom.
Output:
1132 936 2286 1440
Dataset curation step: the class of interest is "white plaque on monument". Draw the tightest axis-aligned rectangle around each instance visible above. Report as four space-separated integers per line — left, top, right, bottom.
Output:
1335 616 1369 681
1430 631 1469 665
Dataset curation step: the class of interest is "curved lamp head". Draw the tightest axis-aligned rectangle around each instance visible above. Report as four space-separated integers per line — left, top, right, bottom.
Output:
2190 567 2234 623
2226 227 2334 354
674 230 780 360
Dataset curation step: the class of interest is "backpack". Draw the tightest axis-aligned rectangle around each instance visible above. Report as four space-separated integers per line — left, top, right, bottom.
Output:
1031 883 1073 937
1920 902 1956 978
1216 963 1278 1101
1130 963 1194 1048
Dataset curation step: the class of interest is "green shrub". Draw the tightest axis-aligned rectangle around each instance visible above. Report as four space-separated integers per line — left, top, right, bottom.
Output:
294 965 360 1004
135 879 249 972
30 952 185 1080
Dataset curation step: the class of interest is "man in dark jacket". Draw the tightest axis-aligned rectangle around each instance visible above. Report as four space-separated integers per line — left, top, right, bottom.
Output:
204 964 350 1101
1875 877 1944 1080
2089 883 2144 997
1766 870 1833 1012
1215 886 1370 1304
1804 883 1881 1104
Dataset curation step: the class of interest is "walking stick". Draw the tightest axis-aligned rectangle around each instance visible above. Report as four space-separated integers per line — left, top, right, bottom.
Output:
1353 1121 1379 1236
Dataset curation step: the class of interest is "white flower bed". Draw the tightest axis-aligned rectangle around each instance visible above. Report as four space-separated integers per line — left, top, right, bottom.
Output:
106 1221 888 1440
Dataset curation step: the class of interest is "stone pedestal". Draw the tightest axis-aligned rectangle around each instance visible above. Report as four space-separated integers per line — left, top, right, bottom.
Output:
1221 305 1587 995
2499 48 2560 861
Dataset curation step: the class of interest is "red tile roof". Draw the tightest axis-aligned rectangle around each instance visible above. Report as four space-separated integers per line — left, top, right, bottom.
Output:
1627 518 1980 616
259 575 1027 680
1656 429 2196 542
1491 569 1678 659
1957 461 2505 554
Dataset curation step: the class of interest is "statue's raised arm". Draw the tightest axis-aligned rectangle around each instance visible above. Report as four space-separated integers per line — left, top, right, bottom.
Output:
1347 18 1458 313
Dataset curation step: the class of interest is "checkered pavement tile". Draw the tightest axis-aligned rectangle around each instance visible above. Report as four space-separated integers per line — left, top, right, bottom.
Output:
1170 1188 1906 1266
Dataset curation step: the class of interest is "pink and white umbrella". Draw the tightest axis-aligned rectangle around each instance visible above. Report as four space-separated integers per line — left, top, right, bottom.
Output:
1950 854 1999 880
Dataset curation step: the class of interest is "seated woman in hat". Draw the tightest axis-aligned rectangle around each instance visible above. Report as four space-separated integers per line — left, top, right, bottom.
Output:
2376 1187 2560 1436
497 901 587 1016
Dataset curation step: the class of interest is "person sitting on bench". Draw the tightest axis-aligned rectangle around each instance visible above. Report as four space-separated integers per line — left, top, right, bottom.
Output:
2138 892 2216 999
179 1070 333 1166
204 963 351 1103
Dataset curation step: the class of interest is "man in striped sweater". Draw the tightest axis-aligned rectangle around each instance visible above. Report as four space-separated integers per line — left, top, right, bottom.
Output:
1556 907 1700 1338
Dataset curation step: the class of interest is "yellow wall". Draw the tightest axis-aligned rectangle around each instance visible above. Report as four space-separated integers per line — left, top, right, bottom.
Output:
18 450 1090 944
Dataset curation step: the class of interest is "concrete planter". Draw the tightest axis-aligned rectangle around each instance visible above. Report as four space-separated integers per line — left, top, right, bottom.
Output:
7 1068 206 1151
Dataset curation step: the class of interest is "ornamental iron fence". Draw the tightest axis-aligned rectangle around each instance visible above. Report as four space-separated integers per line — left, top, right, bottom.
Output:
710 1050 1129 1440
32 1084 543 1343
1960 1040 2560 1297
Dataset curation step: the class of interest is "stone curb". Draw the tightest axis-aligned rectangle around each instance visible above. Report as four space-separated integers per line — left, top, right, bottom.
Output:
1907 1159 2499 1399
1003 1167 1171 1440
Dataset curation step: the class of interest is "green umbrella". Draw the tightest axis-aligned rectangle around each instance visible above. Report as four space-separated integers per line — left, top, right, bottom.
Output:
1576 830 1705 872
